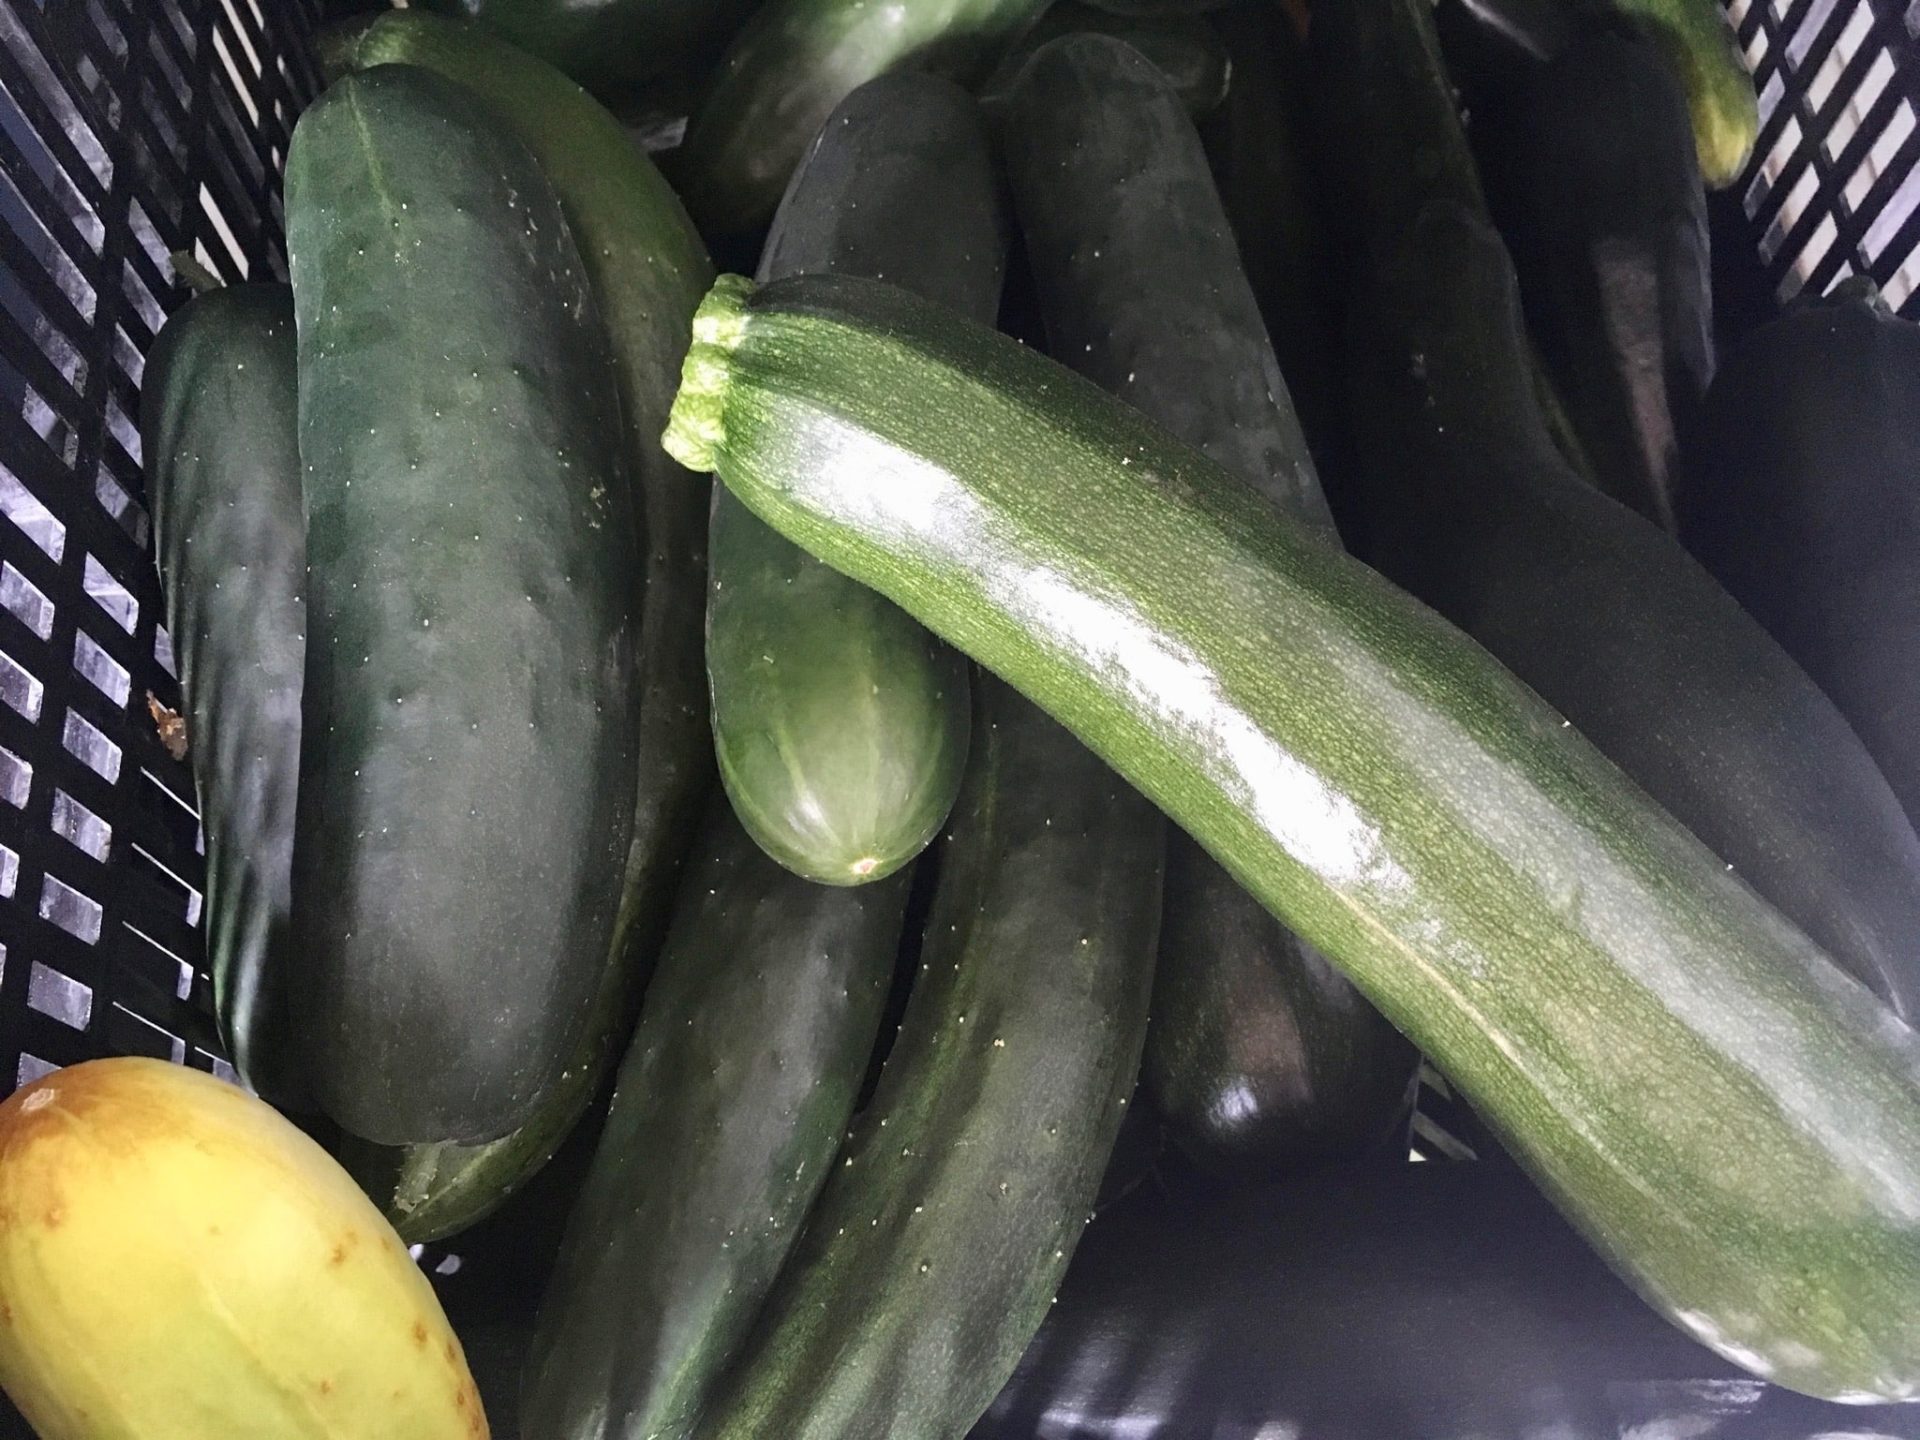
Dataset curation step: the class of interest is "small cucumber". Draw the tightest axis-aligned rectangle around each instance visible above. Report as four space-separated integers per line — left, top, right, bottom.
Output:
692 676 1164 1440
1003 34 1415 1175
707 71 1001 885
142 285 306 1110
286 66 637 1145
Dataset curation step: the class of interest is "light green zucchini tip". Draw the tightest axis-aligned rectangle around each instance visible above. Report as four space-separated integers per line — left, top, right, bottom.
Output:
663 273 754 473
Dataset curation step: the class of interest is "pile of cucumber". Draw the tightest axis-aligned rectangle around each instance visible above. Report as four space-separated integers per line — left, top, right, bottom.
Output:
106 0 1920 1434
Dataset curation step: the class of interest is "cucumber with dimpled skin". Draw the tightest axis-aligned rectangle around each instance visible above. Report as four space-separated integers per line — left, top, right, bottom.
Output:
706 71 1000 886
324 5 715 1229
286 65 637 1146
1002 34 1416 1176
520 792 910 1440
142 284 307 1111
693 675 1165 1440
662 267 1920 1402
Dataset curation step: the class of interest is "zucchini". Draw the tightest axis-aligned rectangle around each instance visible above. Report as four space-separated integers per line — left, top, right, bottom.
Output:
141 285 307 1111
1001 33 1414 1175
1316 0 1920 1023
980 2 1232 116
707 71 996 886
673 0 1050 236
980 1160 1920 1437
693 676 1164 1440
415 0 763 102
286 65 638 1146
1678 286 1920 835
519 793 910 1440
662 270 1920 1401
324 8 715 1225
1471 16 1714 530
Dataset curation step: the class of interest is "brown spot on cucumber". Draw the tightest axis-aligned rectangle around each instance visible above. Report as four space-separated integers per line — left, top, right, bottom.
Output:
412 1321 429 1348
318 1378 334 1395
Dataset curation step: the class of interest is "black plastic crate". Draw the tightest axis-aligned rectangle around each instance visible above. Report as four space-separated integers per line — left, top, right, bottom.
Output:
0 0 1916 1435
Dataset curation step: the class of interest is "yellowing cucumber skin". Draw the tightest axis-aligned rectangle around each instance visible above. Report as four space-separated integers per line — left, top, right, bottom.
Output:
664 271 1920 1403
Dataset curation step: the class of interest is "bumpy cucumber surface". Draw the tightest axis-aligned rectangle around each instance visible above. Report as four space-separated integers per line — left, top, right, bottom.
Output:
521 793 909 1440
1003 34 1415 1175
664 270 1920 1400
329 5 715 1217
142 285 307 1110
693 677 1165 1440
286 66 637 1146
708 71 999 885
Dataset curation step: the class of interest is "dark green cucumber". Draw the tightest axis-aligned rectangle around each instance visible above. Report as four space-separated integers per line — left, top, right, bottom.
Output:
286 66 637 1146
1199 2 1346 500
326 8 715 1225
1470 17 1713 530
981 2 1231 116
708 71 999 885
1002 34 1414 1176
141 285 307 1111
674 0 1050 236
1678 288 1920 835
519 792 909 1440
1317 0 1920 1024
663 271 1920 1401
416 0 764 101
694 676 1164 1440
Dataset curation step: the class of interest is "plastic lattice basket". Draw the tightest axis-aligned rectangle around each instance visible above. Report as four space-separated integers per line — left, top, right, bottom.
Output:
1 0 1919 1434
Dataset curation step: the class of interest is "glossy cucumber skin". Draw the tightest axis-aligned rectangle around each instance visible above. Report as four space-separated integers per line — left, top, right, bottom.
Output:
418 0 763 100
707 72 998 885
286 66 637 1146
1471 18 1713 531
663 270 1920 1401
142 285 307 1111
694 676 1165 1440
674 0 1050 236
1678 292 1920 839
1315 0 1920 1026
328 8 714 1220
1003 34 1415 1176
520 793 909 1440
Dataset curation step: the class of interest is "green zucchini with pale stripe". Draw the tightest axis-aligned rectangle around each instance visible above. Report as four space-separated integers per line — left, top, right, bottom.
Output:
142 284 307 1111
662 270 1920 1401
706 71 998 885
1002 33 1415 1175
